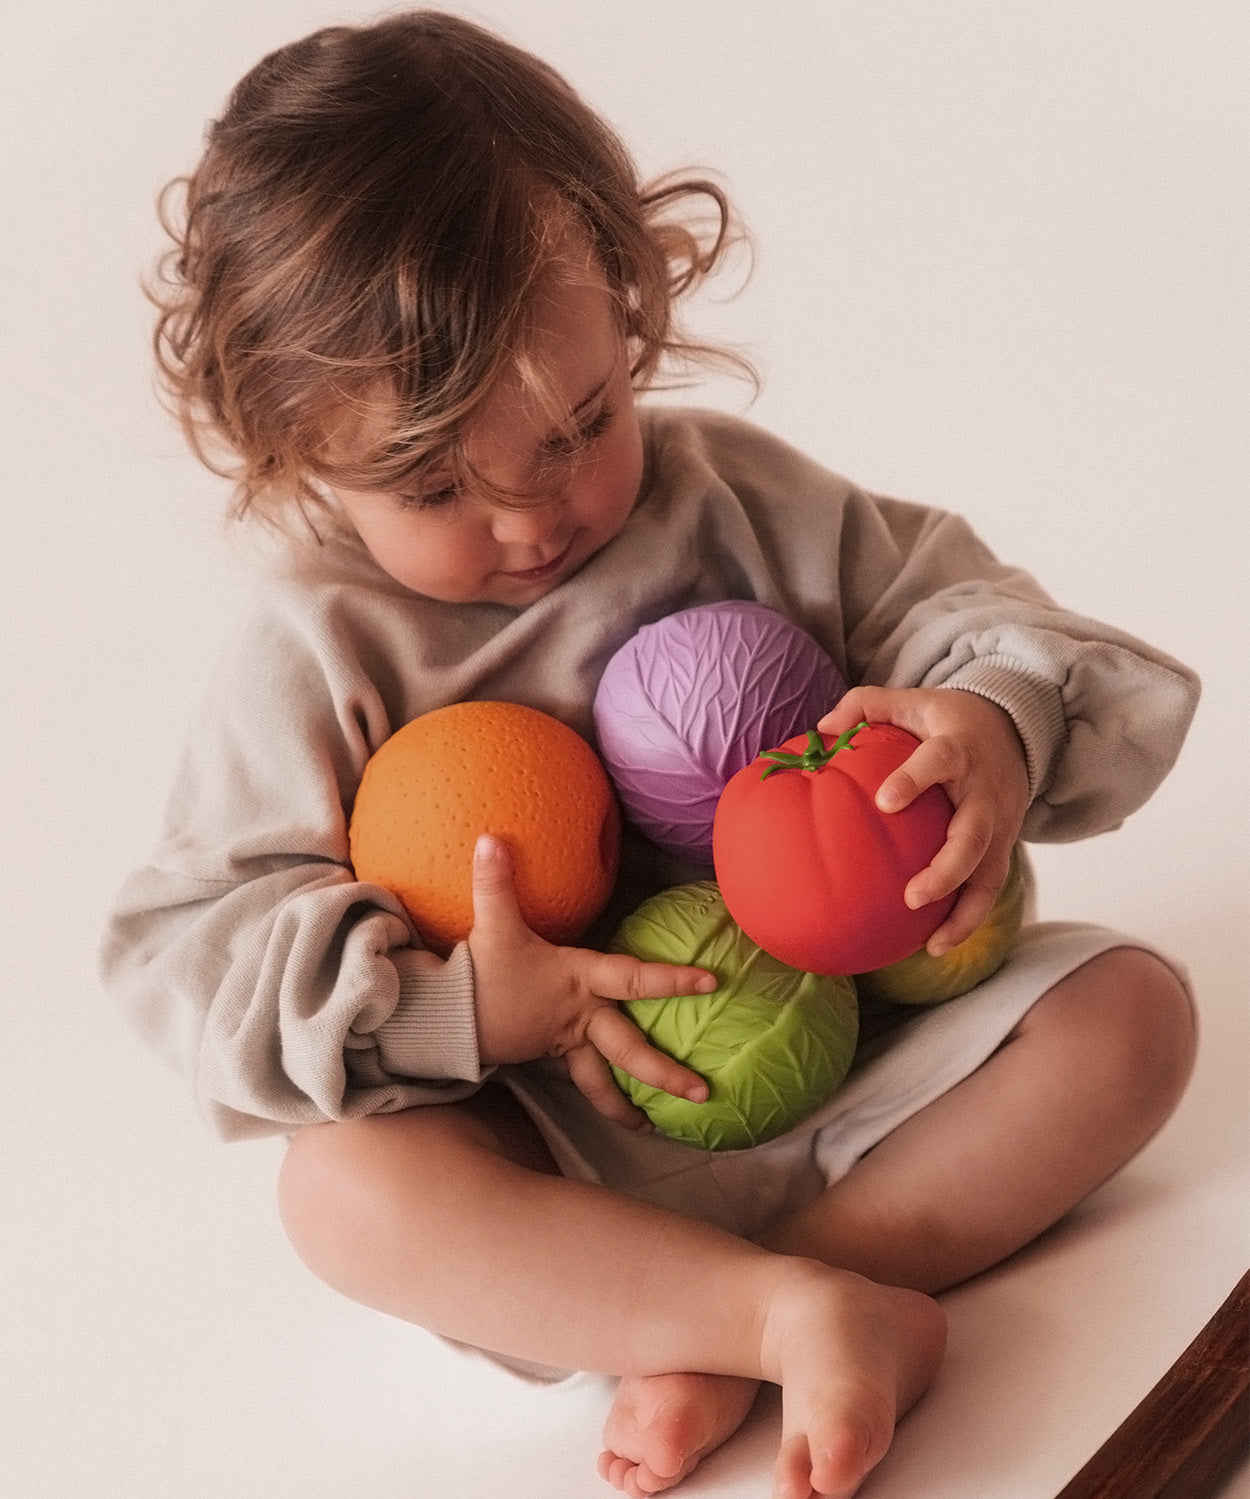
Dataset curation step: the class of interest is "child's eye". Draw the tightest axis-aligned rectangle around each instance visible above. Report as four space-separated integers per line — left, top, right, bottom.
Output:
543 404 614 459
398 483 459 511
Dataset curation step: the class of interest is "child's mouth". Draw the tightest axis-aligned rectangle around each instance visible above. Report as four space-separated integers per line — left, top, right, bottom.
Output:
504 539 575 584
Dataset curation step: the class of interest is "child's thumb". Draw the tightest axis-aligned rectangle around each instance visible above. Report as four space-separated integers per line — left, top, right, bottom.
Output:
470 834 525 933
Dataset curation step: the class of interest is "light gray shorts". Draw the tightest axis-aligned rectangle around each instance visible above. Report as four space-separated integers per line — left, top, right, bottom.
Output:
458 921 1189 1384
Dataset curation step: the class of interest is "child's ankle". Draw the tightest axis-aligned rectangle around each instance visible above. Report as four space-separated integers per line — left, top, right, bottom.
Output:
756 1256 850 1384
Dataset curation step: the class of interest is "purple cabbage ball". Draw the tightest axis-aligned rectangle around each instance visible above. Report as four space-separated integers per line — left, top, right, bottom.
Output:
593 601 848 863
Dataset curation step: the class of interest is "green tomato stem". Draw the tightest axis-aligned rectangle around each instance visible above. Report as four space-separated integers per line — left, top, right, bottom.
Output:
758 720 869 779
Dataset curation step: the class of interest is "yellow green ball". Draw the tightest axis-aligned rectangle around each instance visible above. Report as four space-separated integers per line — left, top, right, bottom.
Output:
856 848 1026 1005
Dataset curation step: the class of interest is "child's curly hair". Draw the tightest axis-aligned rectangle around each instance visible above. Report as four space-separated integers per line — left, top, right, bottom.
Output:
150 10 747 533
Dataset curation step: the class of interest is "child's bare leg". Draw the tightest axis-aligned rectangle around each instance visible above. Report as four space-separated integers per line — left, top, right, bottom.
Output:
602 946 1193 1493
760 947 1196 1290
278 1084 945 1499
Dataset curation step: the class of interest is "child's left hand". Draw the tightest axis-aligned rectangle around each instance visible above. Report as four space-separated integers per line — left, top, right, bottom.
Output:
817 686 1031 955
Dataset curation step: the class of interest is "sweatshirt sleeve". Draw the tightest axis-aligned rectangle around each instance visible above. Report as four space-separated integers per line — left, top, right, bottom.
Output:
832 489 1200 842
99 594 488 1140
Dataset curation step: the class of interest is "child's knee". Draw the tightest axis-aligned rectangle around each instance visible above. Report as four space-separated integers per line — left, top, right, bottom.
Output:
1109 947 1194 1099
276 1105 479 1287
277 1092 557 1293
1046 947 1196 1122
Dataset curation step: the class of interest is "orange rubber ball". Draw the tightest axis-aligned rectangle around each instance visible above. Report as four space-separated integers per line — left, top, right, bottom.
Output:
348 701 621 954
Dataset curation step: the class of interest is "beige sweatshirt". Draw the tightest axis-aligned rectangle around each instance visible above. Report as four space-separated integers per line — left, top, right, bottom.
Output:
100 408 1199 1139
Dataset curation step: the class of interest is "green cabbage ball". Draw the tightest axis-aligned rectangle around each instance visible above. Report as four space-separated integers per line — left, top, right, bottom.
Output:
609 882 859 1150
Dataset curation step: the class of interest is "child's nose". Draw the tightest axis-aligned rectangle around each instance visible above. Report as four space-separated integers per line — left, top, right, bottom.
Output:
490 497 563 546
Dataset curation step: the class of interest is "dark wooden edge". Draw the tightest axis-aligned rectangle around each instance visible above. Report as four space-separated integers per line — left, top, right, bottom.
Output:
1054 1270 1249 1499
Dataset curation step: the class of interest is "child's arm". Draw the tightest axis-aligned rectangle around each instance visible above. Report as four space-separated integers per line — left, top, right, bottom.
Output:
678 415 1199 864
820 490 1199 954
99 587 712 1140
827 489 1200 852
705 416 1199 954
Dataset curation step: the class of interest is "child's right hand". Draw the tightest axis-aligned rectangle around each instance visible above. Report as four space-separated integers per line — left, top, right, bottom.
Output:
467 835 714 1130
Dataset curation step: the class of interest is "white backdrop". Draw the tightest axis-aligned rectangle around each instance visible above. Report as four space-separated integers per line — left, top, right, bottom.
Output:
2 5 1246 1497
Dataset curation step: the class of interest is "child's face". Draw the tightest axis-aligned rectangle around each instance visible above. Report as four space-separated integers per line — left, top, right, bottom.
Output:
331 261 645 607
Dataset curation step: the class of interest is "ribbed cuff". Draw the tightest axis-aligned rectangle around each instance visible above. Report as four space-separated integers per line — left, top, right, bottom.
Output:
374 942 484 1083
941 655 1067 798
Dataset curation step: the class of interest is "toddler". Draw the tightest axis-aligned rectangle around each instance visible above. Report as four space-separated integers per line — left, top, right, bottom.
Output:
102 13 1200 1498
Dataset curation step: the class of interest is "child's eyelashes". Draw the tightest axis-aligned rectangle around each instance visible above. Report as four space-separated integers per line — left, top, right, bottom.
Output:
541 403 614 459
394 405 614 510
396 482 459 511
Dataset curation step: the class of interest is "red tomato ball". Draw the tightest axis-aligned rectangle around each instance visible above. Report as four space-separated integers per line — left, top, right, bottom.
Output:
712 722 956 974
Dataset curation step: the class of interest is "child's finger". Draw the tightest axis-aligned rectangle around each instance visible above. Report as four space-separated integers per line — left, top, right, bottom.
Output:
817 685 900 738
584 950 718 1005
875 732 968 814
468 833 528 937
564 1043 654 1130
585 1005 709 1103
922 879 1000 954
902 798 995 908
910 820 1011 951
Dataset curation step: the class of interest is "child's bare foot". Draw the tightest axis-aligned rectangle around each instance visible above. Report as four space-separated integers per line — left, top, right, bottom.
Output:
598 1371 760 1496
598 1264 944 1498
761 1264 946 1498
